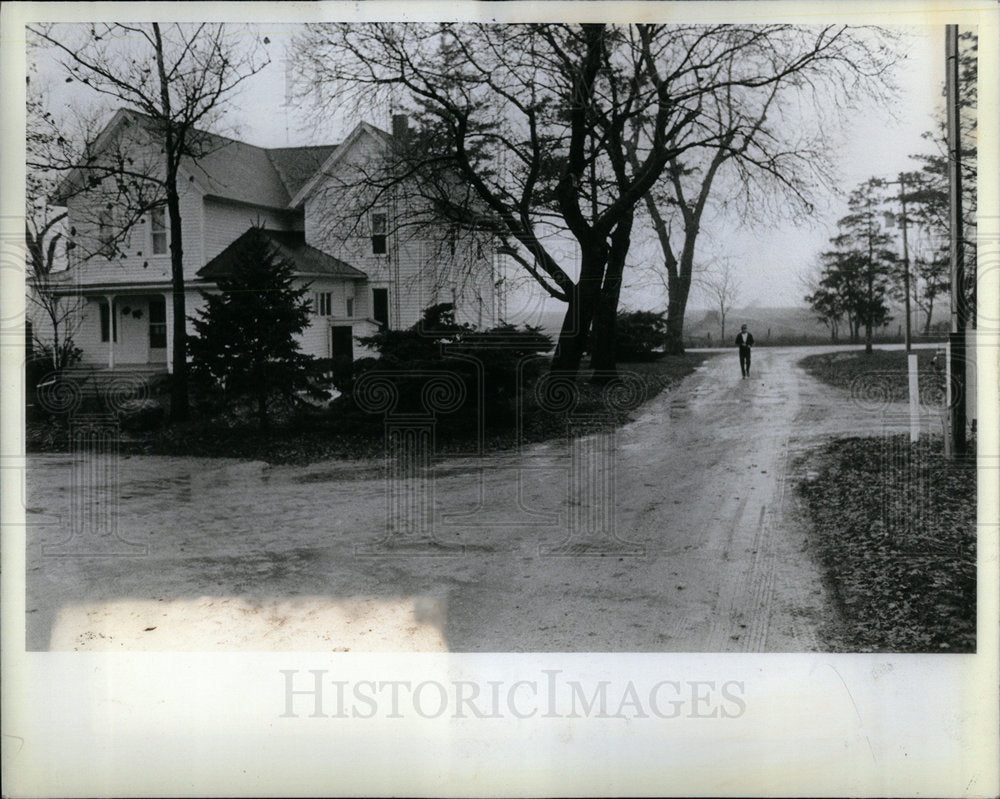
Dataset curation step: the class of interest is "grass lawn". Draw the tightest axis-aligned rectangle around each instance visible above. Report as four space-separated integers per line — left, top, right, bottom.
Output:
798 347 947 406
28 353 712 465
797 436 975 652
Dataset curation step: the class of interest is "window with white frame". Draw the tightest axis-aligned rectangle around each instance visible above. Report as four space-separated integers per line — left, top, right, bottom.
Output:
150 207 168 255
314 292 332 316
371 212 387 255
345 297 354 317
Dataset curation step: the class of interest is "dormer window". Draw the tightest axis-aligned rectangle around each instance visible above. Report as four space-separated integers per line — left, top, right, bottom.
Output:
150 207 168 255
371 212 387 255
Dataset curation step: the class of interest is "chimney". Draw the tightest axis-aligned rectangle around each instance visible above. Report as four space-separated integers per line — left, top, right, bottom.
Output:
391 113 409 142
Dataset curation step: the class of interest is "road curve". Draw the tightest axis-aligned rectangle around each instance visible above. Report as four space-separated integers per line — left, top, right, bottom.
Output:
27 345 932 651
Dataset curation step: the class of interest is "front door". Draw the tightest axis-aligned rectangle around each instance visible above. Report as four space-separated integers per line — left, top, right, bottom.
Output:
149 297 167 364
330 326 354 384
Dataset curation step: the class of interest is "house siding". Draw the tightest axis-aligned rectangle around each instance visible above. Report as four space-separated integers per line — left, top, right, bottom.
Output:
302 127 496 331
294 277 368 359
57 116 498 373
64 178 205 286
201 198 300 263
312 230 496 331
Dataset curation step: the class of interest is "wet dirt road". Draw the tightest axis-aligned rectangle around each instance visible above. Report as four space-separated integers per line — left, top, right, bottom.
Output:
26 346 934 651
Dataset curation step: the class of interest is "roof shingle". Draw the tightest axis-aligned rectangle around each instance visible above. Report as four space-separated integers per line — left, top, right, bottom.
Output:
55 109 344 210
197 228 368 281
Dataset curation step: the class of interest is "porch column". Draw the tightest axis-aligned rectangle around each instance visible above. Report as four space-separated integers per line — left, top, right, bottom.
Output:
105 294 116 369
164 292 174 374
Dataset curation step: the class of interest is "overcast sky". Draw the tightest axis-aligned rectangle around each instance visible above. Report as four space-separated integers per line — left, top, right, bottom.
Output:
246 24 949 315
35 20 950 317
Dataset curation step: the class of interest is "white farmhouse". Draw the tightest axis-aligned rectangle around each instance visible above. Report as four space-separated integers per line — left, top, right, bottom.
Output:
47 109 498 375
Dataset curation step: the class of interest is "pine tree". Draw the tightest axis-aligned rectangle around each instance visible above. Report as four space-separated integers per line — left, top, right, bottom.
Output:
833 180 897 352
188 227 327 430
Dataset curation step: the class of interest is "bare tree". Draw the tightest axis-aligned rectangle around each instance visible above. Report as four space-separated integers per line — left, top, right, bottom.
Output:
27 23 269 419
25 69 75 369
696 257 743 343
632 26 897 354
23 48 109 370
292 23 887 375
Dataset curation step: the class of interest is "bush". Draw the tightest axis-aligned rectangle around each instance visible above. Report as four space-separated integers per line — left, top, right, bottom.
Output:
345 303 553 430
26 340 83 391
117 398 166 433
26 341 84 418
587 310 667 362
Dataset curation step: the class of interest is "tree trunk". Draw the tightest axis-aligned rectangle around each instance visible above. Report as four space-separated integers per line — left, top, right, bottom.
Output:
154 25 190 423
551 246 606 375
663 228 698 355
662 268 686 355
590 216 632 375
167 187 189 421
589 280 620 376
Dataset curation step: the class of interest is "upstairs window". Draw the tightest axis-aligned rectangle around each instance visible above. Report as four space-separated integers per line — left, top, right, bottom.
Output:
346 297 354 317
150 207 168 255
314 292 332 317
98 210 114 258
371 212 387 255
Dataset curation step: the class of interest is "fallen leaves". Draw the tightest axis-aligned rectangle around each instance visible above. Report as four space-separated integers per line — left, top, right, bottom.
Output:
797 435 976 653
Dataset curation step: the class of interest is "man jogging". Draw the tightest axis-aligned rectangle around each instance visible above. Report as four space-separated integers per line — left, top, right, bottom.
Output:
735 324 754 379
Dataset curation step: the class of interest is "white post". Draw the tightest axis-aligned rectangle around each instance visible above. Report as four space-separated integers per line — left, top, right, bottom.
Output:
164 292 174 374
908 353 919 443
944 343 953 456
106 294 116 369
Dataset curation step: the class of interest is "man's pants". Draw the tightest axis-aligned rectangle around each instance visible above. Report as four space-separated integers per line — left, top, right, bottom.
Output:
739 348 751 376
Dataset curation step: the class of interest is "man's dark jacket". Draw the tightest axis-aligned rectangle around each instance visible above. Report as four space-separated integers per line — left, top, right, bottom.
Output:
735 332 754 350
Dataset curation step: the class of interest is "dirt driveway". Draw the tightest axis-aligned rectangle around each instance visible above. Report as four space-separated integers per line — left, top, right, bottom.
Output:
26 346 936 651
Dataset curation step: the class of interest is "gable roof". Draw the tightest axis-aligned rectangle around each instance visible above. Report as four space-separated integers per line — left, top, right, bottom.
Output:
266 146 339 200
188 133 294 208
198 228 368 281
287 121 393 209
52 108 342 210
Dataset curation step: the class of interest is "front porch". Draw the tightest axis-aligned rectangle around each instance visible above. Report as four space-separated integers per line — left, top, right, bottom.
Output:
81 292 171 370
56 284 209 373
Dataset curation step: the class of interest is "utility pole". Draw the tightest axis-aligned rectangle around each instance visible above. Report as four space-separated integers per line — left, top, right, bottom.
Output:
946 24 967 456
